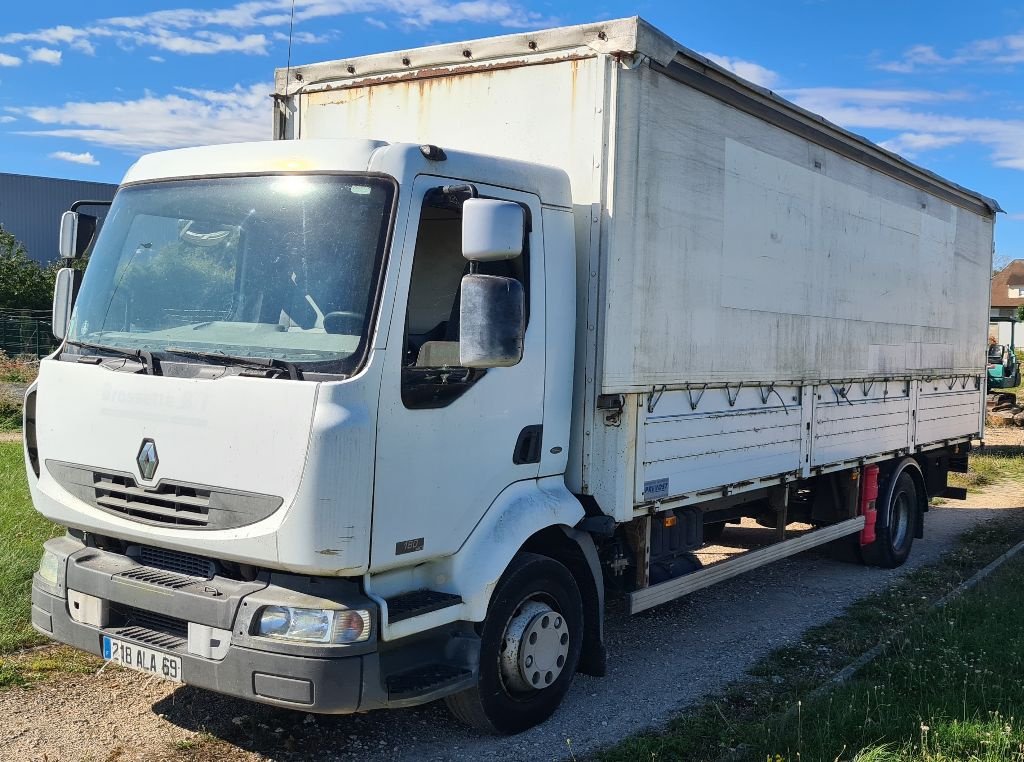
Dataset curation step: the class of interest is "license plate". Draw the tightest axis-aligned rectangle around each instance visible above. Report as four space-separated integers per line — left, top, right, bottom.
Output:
102 636 182 682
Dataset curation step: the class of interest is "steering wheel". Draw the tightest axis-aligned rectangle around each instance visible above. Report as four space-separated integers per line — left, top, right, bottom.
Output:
324 311 364 335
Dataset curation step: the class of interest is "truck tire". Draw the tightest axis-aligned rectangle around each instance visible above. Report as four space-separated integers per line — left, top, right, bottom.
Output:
861 471 917 568
444 552 583 734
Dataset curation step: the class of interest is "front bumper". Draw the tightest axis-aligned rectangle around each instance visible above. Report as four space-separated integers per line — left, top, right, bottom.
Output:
33 583 367 710
30 536 475 714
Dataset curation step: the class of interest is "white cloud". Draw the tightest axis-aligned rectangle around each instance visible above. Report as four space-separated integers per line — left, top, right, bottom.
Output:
49 150 99 165
878 132 964 157
1008 213 1024 221
365 17 388 30
880 31 1024 72
0 1 546 61
272 31 328 44
26 47 62 65
0 52 21 67
14 83 269 152
784 87 1024 170
784 87 968 107
702 52 780 89
139 31 269 55
149 55 165 63
0 116 15 123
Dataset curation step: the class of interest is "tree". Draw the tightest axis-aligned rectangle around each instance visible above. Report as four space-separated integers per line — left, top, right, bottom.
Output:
0 225 57 311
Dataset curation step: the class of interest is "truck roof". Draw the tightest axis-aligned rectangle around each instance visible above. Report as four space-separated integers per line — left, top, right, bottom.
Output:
120 139 573 207
276 16 1001 216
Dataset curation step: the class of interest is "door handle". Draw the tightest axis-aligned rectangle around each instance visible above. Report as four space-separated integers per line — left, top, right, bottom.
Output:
513 425 543 465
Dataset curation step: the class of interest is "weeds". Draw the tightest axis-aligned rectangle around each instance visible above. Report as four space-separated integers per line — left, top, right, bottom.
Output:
0 388 21 431
949 446 1024 489
0 351 38 384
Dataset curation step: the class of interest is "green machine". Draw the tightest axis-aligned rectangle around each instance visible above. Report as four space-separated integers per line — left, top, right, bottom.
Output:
989 317 1021 389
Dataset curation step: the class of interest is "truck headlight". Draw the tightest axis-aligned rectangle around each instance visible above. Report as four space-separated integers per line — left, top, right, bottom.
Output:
256 606 371 644
38 549 61 586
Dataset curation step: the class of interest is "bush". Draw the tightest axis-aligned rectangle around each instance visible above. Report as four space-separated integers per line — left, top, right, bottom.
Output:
0 389 21 431
0 351 38 384
0 226 56 312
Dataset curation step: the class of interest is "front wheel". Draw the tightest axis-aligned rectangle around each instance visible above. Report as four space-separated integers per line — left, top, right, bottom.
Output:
861 470 918 568
444 552 583 734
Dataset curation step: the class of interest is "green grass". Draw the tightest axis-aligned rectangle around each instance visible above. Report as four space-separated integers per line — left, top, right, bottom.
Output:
598 512 1024 762
0 441 62 655
0 440 97 687
0 389 21 431
750 554 1024 762
949 446 1024 489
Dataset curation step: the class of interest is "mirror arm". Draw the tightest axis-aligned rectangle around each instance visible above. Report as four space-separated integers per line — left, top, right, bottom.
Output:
70 199 113 212
441 183 478 200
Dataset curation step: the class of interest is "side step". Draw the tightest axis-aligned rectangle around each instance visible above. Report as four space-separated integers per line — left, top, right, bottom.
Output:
385 589 463 623
386 664 473 702
629 516 865 614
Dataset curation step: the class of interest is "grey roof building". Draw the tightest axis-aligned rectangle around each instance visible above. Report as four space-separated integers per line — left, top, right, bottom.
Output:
0 172 117 264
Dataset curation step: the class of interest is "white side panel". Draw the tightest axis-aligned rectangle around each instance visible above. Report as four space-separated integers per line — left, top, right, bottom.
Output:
628 375 982 512
810 382 911 468
635 386 802 502
601 63 993 391
915 378 986 444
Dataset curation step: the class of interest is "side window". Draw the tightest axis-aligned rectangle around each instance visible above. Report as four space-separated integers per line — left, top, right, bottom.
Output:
401 188 527 409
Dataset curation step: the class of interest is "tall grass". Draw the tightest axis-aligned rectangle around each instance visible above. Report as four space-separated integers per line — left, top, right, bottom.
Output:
0 441 61 653
0 351 38 383
753 556 1024 761
949 445 1024 489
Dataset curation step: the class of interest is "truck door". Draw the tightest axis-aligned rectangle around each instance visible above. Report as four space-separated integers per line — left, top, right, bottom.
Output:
371 177 546 571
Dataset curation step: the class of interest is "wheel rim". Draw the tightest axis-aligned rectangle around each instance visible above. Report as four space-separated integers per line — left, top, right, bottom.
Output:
498 599 571 693
890 489 911 550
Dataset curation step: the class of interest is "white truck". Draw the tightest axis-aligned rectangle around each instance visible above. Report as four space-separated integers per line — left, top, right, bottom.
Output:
28 18 996 734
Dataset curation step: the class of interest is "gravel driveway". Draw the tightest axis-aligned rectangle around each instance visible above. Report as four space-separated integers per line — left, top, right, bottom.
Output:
3 496 1022 762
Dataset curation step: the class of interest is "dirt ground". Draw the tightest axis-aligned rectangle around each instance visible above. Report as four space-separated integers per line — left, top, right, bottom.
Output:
3 478 1022 762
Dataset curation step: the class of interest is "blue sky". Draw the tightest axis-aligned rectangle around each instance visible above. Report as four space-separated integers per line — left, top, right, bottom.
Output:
2 1 1024 260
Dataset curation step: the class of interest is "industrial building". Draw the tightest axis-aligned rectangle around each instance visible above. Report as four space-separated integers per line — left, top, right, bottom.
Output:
0 172 116 264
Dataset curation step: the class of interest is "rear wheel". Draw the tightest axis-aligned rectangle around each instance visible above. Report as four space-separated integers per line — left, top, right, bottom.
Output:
444 552 583 735
861 470 918 568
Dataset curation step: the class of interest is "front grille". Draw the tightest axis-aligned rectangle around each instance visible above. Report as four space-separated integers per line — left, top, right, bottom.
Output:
139 546 216 579
109 606 188 651
118 566 204 589
94 472 210 527
46 460 284 531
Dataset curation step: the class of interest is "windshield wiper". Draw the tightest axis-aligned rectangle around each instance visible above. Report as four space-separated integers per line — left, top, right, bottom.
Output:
163 347 302 380
63 339 158 375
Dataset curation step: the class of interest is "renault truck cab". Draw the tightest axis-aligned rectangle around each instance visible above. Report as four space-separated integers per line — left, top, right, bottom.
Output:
30 138 591 734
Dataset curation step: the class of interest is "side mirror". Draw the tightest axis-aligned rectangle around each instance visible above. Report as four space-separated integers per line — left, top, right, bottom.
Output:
462 199 524 262
58 210 98 259
459 274 525 368
52 267 83 341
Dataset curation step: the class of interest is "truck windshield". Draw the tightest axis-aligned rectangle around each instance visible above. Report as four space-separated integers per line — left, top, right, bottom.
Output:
67 174 396 376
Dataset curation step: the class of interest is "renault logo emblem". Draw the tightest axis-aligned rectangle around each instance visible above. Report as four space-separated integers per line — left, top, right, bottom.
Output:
137 439 159 481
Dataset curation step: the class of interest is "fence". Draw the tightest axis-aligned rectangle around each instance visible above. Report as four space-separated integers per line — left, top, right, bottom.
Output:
0 309 57 359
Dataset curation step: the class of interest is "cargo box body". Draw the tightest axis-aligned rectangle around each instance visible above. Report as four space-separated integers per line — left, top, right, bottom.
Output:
277 18 995 520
